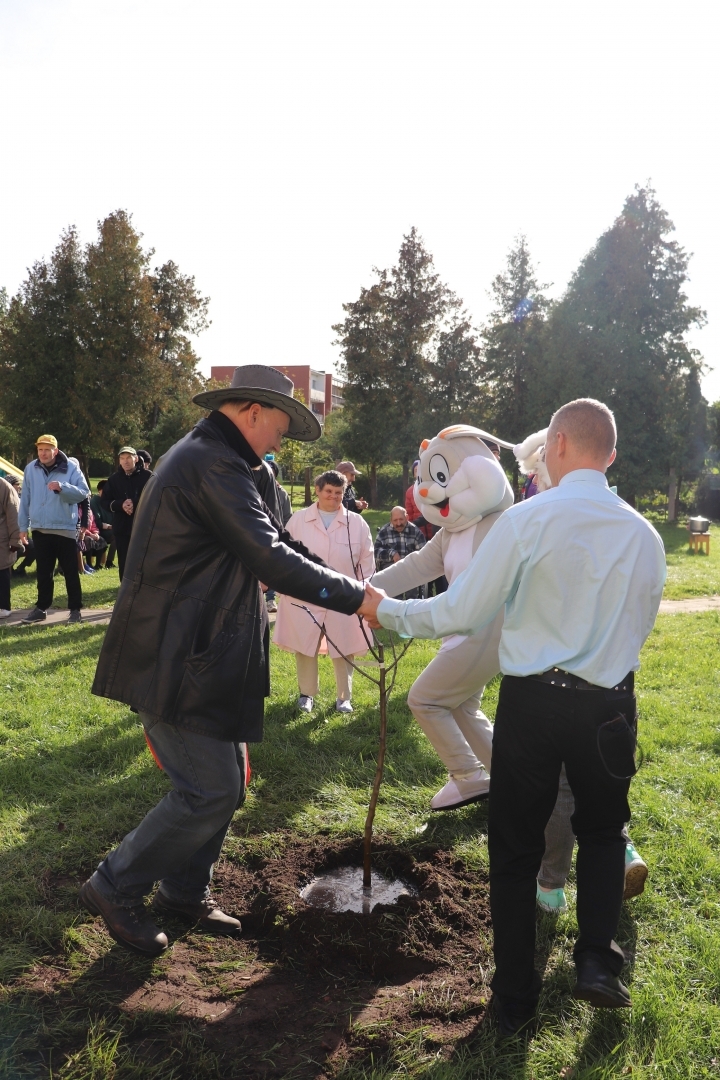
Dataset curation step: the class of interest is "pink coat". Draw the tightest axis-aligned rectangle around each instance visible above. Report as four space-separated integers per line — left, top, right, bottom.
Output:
273 502 375 659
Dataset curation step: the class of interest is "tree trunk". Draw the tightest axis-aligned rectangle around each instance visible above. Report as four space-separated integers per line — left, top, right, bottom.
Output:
74 447 89 481
512 461 521 502
304 466 313 507
667 469 678 522
370 463 378 508
363 641 387 889
402 460 409 497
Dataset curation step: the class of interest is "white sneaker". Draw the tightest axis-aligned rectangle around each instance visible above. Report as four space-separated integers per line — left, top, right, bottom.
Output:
0 609 11 619
430 768 491 811
335 699 353 714
298 695 314 714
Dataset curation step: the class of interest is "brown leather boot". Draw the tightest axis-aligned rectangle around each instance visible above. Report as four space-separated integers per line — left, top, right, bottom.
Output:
152 892 242 936
79 880 168 956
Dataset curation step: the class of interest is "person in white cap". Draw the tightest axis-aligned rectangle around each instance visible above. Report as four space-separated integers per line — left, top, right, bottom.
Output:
100 446 152 581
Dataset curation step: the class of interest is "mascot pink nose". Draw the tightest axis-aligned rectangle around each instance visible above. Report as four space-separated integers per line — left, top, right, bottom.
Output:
418 487 428 497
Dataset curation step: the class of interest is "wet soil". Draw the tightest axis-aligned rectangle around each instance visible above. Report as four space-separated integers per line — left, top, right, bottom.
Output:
15 838 496 1079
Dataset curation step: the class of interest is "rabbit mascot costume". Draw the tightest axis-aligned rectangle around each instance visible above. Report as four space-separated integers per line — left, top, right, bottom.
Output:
372 425 515 810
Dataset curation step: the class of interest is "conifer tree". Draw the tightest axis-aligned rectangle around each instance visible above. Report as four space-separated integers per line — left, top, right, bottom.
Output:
545 186 706 505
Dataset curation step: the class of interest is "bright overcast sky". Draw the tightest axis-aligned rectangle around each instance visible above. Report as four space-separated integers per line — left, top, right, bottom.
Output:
1 0 718 403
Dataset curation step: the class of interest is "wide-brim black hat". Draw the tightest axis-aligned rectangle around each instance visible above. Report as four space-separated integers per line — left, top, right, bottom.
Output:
193 365 321 442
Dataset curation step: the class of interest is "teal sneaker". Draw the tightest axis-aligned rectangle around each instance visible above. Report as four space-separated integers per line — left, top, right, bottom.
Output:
623 841 648 899
536 883 568 914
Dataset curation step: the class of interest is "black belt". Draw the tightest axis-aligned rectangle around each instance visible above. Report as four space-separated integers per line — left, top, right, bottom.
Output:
527 667 634 692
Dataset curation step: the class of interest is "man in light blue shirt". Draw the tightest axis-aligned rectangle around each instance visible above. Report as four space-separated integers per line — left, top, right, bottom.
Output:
359 398 666 1035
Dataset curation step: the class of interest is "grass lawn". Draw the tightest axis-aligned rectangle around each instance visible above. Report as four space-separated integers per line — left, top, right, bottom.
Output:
1 605 720 1077
654 522 720 599
0 510 717 1076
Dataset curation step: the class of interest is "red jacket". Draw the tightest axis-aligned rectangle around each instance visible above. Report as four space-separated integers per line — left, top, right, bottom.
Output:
405 485 434 542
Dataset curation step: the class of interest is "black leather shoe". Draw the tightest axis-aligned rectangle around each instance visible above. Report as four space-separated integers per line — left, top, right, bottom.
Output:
492 994 537 1037
79 880 168 956
68 609 82 624
574 954 631 1008
152 892 242 936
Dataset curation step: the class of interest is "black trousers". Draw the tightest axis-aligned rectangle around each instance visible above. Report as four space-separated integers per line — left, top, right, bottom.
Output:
0 568 10 610
115 533 131 581
34 531 83 612
489 674 634 1004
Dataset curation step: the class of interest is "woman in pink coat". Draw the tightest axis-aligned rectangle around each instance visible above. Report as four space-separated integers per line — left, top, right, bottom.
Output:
273 469 375 715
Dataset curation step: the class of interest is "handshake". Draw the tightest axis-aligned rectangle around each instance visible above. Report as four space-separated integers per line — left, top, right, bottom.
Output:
357 582 387 629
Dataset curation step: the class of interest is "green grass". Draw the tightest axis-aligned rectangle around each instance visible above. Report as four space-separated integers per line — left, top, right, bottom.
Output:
1 611 720 1076
654 522 720 599
9 563 120 611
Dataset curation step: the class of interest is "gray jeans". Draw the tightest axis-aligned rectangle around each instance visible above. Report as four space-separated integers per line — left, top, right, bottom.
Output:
90 716 246 906
539 766 629 890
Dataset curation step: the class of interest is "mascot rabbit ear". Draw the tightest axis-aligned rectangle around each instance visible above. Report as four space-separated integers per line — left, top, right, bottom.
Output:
512 428 548 465
513 427 551 492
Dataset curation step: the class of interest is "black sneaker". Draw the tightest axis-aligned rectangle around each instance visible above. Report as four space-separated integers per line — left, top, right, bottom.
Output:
22 607 47 624
68 610 82 624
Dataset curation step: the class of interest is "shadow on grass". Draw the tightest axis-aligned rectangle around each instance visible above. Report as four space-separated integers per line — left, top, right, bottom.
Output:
0 623 109 668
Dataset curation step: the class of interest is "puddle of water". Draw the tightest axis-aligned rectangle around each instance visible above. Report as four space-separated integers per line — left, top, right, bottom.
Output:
299 866 416 914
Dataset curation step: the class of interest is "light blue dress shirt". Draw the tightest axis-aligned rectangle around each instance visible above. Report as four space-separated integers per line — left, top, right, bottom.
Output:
377 470 666 688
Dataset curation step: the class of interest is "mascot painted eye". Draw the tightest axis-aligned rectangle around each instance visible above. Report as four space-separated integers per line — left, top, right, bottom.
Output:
429 454 450 487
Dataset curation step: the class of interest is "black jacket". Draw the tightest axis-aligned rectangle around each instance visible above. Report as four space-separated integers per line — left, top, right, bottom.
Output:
92 412 365 742
101 462 152 536
342 483 364 515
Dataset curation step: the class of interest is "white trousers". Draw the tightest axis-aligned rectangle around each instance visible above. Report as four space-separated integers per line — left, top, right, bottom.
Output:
407 633 498 779
296 652 354 701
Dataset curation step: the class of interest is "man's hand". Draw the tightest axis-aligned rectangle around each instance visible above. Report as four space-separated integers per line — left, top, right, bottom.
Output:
358 582 387 629
357 498 368 510
47 481 61 492
122 499 134 515
392 552 401 563
19 532 28 546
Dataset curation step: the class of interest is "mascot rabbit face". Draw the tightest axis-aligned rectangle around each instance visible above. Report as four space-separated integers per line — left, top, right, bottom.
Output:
415 425 514 533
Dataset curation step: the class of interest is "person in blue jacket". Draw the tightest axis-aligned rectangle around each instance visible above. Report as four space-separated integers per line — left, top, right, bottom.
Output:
18 434 90 624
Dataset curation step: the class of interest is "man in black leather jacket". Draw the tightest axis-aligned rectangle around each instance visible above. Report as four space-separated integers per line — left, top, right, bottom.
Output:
82 366 370 955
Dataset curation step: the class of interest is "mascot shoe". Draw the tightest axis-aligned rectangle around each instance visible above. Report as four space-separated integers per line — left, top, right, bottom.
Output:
430 768 491 811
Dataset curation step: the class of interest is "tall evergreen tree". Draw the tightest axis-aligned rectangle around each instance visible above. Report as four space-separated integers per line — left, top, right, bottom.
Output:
333 279 395 505
0 228 87 463
334 227 483 497
479 236 549 488
144 260 210 458
545 186 706 505
0 212 210 470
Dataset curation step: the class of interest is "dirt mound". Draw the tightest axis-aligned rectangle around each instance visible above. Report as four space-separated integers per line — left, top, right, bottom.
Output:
18 837 495 1079
221 837 492 977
